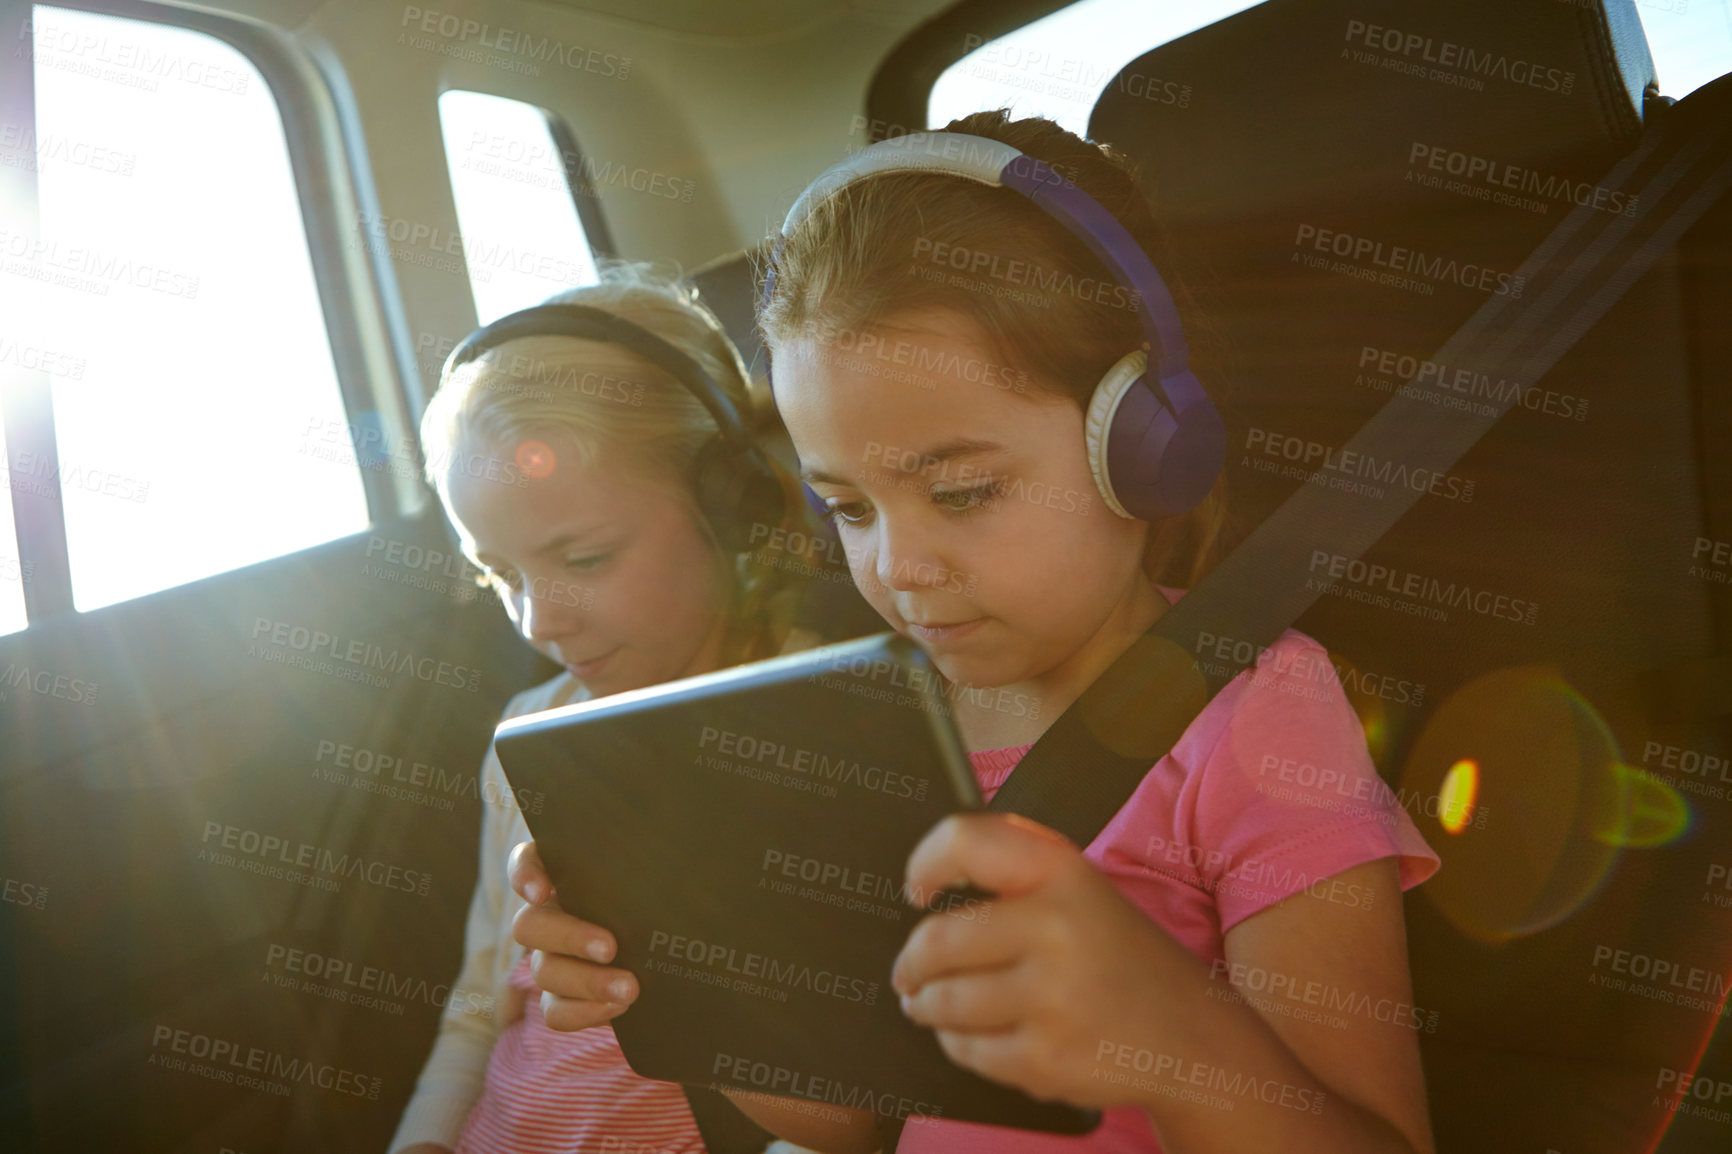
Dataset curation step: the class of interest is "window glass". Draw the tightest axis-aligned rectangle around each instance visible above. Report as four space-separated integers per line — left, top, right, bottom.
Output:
1633 0 1732 100
437 89 599 325
927 0 1265 135
18 5 368 613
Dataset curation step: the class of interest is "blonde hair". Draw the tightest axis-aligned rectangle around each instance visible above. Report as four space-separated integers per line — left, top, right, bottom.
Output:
758 110 1231 588
422 262 807 664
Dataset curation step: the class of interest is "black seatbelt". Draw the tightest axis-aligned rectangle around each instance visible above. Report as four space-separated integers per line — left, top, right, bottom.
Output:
985 93 1732 846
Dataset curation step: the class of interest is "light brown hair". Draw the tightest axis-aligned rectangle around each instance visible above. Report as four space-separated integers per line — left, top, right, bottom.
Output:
758 110 1230 587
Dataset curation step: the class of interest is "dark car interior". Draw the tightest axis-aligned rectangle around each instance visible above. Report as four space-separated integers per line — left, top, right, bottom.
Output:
1 0 1730 1151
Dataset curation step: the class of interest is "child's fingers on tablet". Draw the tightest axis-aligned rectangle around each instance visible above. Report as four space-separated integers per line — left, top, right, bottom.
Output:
507 840 557 905
904 813 1078 906
897 965 1025 1033
931 1025 1032 1094
512 900 618 964
892 900 1034 995
539 987 632 1032
530 948 638 1007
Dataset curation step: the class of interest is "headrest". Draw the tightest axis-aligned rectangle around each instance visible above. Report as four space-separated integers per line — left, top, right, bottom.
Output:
1092 0 1653 229
1086 0 1704 741
685 243 774 413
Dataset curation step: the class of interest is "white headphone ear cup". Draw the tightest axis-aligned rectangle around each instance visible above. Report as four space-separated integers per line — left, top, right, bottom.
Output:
1083 350 1149 521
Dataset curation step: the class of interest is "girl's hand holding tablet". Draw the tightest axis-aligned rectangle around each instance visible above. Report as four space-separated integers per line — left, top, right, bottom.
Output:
507 839 640 1030
895 813 1432 1153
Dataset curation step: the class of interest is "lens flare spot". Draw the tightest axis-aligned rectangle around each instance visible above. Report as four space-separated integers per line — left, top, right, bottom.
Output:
1403 667 1646 943
1592 763 1690 848
516 440 556 478
1437 759 1478 835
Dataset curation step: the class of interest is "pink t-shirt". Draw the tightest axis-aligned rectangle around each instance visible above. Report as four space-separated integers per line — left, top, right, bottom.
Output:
897 620 1441 1154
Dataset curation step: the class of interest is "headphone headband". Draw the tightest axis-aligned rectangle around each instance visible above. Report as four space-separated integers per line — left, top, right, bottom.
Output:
773 131 1190 384
443 302 757 453
440 300 787 553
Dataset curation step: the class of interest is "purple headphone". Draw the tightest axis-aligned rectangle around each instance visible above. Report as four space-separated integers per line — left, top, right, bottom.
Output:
764 131 1225 522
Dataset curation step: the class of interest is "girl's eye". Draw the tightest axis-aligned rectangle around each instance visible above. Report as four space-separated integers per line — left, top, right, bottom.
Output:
932 480 1005 513
825 499 872 526
565 553 611 572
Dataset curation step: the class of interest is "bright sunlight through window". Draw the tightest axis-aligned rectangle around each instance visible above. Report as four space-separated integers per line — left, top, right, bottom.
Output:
1634 0 1732 100
21 6 368 614
930 0 1732 136
928 0 1267 135
437 90 599 325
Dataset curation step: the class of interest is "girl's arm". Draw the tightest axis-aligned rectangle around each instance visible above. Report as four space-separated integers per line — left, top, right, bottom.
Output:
894 814 1434 1154
387 756 520 1154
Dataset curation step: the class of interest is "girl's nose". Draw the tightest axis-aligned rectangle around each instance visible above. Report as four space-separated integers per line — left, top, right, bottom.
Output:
875 516 953 593
517 577 586 643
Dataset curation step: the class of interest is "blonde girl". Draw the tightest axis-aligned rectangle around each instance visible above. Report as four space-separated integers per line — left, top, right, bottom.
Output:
390 263 812 1154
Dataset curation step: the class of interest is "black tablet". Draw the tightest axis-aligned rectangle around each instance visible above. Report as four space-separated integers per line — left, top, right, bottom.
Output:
494 631 1099 1137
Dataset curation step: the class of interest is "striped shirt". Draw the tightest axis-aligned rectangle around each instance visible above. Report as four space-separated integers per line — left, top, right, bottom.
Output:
454 953 706 1154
